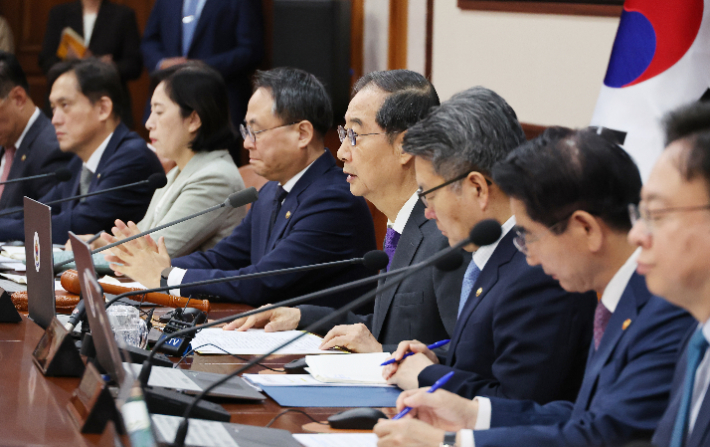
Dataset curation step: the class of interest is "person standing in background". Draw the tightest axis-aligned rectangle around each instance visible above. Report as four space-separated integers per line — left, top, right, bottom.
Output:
0 16 14 53
39 0 143 128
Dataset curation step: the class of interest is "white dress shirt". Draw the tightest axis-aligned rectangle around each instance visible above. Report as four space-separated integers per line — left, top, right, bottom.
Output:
0 107 40 174
468 248 642 445
387 192 419 233
85 133 112 174
166 154 319 295
473 216 516 272
83 13 98 46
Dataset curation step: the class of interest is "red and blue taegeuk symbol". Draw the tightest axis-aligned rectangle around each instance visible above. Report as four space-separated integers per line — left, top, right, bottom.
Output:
604 0 704 88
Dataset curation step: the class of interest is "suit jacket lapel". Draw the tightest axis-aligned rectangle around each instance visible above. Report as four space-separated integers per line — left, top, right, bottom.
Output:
188 0 217 56
446 231 517 366
89 0 111 51
68 1 84 38
688 384 710 447
371 200 425 339
7 113 46 180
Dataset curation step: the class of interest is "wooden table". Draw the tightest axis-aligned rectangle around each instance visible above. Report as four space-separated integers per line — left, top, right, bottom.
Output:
0 303 394 446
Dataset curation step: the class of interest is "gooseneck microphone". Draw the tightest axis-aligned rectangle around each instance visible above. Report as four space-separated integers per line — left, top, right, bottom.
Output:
55 187 260 268
168 219 502 447
0 168 73 186
0 173 168 218
63 249 390 332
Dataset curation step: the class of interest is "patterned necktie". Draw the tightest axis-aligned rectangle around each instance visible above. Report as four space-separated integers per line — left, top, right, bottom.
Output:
458 259 481 317
79 166 93 201
182 0 199 56
0 145 16 199
670 329 709 447
268 186 288 237
593 300 612 350
383 228 401 271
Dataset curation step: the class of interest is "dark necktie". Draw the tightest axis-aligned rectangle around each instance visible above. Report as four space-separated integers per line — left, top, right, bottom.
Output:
383 227 400 271
593 300 612 350
0 145 16 199
670 328 709 447
268 186 288 237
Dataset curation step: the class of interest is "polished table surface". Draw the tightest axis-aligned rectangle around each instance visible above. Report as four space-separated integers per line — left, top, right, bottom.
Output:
0 303 395 446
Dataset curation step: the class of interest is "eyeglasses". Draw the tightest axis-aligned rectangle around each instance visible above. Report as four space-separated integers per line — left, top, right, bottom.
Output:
513 215 572 255
240 121 298 143
629 203 710 234
337 125 384 146
416 173 492 208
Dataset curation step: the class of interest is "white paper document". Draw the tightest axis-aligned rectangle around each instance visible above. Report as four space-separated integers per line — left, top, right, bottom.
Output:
305 353 391 384
191 328 345 355
293 433 378 447
243 374 395 388
151 414 238 447
123 363 202 392
0 262 26 271
0 272 26 284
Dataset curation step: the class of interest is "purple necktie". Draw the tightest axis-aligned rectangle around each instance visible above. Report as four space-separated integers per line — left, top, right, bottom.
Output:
383 228 401 271
593 301 612 350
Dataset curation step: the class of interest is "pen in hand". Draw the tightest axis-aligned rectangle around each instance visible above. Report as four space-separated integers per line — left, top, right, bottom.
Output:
380 339 450 366
392 371 455 420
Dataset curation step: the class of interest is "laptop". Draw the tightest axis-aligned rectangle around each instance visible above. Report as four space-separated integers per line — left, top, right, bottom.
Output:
69 232 265 401
23 197 56 329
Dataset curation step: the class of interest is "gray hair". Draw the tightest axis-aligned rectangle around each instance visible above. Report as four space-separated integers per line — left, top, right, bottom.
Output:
402 86 526 181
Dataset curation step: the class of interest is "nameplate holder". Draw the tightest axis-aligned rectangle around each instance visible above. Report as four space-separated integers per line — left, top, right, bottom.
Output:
67 361 120 434
32 317 85 377
0 287 21 323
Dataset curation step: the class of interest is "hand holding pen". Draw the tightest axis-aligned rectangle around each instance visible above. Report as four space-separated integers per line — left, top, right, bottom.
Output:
393 371 455 419
381 339 450 366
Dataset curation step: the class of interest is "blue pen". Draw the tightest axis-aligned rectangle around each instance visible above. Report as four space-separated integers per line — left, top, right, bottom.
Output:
380 339 450 366
392 371 455 420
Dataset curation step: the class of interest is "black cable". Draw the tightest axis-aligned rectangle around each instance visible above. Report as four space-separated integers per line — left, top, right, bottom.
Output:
175 343 285 373
264 409 328 428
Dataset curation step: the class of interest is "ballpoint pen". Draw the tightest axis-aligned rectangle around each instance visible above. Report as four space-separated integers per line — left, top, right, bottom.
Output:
381 339 450 366
392 371 455 420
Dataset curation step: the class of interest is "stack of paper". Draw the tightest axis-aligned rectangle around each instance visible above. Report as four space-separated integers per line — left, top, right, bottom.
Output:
305 353 391 384
190 328 346 355
294 434 378 447
243 374 394 388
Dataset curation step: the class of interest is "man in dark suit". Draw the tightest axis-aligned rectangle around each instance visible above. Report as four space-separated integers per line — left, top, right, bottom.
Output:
629 103 710 447
374 127 693 447
0 59 163 244
105 68 377 309
140 0 264 138
223 70 468 353
39 0 143 127
0 51 73 210
382 88 597 404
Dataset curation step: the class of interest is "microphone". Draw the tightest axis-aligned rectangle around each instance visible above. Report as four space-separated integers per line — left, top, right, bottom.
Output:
167 218 502 447
0 168 73 186
62 249 390 332
0 173 168 218
55 187 260 268
435 249 465 272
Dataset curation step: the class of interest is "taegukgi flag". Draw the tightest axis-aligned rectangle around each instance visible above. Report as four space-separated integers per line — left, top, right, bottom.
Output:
590 0 710 179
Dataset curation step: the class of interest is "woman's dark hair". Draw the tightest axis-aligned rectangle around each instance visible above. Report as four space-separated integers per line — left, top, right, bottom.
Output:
151 62 236 152
493 126 642 232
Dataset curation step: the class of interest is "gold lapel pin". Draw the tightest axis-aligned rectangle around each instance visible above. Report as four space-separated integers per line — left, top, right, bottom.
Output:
285 211 291 219
476 287 482 297
21 155 26 161
97 173 101 179
622 319 632 330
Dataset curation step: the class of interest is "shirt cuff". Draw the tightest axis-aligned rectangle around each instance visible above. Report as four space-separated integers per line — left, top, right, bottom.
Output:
474 397 492 430
167 267 187 296
459 429 474 447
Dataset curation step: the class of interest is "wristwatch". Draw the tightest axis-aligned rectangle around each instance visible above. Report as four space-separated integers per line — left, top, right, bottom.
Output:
440 431 457 447
160 266 174 288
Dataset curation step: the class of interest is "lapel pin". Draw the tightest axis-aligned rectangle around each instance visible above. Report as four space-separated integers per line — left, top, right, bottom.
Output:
21 155 26 161
285 211 291 219
97 173 101 179
476 287 482 297
622 319 632 330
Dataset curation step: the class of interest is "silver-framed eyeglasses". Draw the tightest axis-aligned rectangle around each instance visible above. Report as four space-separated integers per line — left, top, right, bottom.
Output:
240 121 298 143
337 125 384 146
513 215 572 255
628 202 710 235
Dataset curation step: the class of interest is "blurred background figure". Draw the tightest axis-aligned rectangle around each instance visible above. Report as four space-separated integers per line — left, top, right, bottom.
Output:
38 0 143 128
140 0 265 166
0 15 14 53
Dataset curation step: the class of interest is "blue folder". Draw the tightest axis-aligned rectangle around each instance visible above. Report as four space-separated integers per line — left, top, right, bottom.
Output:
260 385 401 407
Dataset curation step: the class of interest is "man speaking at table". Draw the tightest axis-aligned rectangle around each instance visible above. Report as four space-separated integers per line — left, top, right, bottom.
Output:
0 59 163 244
105 67 377 308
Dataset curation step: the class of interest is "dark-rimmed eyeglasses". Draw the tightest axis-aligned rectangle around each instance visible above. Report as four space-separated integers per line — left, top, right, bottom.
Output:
240 121 298 143
513 215 572 255
629 203 710 235
417 173 492 208
337 125 384 146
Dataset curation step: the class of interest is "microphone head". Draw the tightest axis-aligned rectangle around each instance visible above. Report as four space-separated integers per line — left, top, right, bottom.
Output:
226 187 259 208
148 173 168 189
362 250 390 270
55 168 73 182
469 219 502 247
435 250 465 272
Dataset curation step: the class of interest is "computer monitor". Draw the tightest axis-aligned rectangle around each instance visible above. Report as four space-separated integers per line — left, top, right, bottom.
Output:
24 197 55 329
